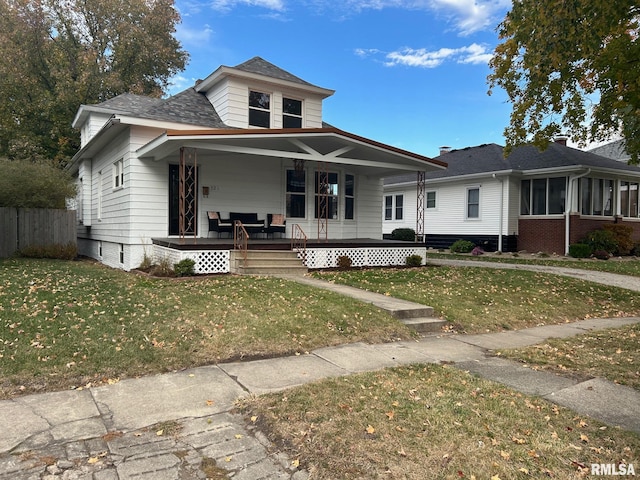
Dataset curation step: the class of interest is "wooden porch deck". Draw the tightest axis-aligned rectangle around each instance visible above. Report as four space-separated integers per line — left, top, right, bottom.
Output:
152 237 425 251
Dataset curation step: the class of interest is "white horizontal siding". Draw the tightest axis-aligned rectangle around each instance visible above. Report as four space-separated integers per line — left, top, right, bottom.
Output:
424 180 503 236
205 80 230 125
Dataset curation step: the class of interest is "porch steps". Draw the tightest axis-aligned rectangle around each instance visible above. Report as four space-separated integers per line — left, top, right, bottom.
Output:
230 250 308 276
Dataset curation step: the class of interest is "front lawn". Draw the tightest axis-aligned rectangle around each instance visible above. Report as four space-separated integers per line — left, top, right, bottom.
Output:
239 364 640 479
313 266 640 333
0 258 411 398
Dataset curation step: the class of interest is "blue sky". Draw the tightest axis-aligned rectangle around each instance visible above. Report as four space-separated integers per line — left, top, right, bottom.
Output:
170 0 513 158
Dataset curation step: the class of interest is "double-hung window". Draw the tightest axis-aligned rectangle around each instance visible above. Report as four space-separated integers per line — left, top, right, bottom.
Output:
384 194 404 220
113 159 124 189
426 191 436 209
315 171 339 219
283 98 302 128
249 90 270 128
466 187 480 219
344 174 355 219
286 169 306 218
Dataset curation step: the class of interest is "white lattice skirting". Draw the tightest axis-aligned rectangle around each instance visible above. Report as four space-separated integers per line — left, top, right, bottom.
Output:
299 247 427 269
153 245 426 274
153 245 231 274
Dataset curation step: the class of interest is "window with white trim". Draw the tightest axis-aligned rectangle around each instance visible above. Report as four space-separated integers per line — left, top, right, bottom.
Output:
620 181 639 218
286 169 306 218
426 191 436 209
315 171 339 219
345 174 355 219
384 194 404 220
283 97 302 128
113 159 124 189
466 187 480 219
249 90 270 128
520 177 566 215
579 177 614 216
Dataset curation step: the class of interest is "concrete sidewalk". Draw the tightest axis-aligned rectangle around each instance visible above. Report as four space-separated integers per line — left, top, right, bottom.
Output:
2 315 639 479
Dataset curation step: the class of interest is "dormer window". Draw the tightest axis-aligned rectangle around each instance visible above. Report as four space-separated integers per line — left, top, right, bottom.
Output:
283 98 302 128
249 90 270 128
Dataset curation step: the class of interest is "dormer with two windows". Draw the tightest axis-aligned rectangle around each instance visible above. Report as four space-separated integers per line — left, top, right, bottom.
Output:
194 57 335 130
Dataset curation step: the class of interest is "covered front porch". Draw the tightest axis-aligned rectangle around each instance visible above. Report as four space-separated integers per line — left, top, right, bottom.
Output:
151 237 428 274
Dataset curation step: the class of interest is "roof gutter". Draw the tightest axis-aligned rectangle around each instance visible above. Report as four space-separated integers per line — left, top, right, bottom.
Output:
565 168 591 255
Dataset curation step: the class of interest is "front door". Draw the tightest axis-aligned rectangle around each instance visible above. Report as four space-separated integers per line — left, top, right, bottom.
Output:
169 164 198 236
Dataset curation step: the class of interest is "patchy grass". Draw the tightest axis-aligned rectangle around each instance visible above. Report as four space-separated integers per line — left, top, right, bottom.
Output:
499 324 640 390
313 267 640 333
425 251 640 277
0 258 411 398
238 364 640 480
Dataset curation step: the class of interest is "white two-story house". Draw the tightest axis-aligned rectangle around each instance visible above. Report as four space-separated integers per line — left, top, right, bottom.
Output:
69 57 446 272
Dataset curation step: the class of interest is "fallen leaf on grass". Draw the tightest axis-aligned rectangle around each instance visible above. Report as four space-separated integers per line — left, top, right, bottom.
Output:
366 425 375 434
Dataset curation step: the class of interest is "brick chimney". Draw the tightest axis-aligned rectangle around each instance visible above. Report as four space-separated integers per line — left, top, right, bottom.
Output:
554 135 569 146
439 146 452 155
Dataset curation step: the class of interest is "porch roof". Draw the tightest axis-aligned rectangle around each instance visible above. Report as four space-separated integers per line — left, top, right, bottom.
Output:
137 127 447 175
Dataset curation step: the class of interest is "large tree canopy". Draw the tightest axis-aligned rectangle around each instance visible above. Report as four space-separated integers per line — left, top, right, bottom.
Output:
0 0 188 166
488 0 640 162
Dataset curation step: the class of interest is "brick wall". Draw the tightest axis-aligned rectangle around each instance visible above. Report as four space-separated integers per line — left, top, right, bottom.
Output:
519 215 640 254
518 217 565 254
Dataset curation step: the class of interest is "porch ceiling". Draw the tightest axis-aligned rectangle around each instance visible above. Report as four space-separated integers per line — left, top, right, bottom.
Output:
137 127 447 175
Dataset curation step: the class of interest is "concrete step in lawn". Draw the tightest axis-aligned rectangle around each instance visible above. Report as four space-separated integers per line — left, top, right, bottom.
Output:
387 305 447 333
231 250 308 275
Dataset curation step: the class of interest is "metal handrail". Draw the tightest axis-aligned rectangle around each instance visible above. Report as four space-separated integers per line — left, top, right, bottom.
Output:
233 220 249 265
290 224 307 265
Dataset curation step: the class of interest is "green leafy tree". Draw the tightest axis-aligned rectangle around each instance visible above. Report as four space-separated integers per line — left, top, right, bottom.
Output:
488 1 640 163
0 158 77 208
0 0 188 166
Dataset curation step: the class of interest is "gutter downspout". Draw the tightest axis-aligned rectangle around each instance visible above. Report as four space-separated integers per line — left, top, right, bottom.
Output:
492 173 504 252
565 169 591 255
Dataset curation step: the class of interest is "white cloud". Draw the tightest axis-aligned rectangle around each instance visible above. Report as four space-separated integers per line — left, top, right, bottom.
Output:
175 24 214 45
209 0 285 12
380 43 493 68
329 0 509 35
430 0 511 35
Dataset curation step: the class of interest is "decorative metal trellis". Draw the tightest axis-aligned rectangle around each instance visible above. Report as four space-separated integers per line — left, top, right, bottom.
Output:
416 170 425 242
316 162 329 242
179 147 198 242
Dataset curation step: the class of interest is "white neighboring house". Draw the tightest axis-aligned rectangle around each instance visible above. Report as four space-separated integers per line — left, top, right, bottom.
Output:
69 57 446 272
384 141 640 254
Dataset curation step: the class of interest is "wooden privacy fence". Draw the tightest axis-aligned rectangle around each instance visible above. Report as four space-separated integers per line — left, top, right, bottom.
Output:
0 207 76 258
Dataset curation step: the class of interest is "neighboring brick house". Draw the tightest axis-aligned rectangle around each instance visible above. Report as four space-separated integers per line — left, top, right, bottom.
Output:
384 140 640 254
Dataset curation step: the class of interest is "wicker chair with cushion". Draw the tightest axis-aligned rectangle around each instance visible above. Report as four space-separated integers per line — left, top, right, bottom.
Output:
207 211 232 238
266 214 286 238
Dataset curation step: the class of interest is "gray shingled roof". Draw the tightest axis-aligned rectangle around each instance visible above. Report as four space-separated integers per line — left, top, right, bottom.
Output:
232 56 316 87
93 89 228 128
385 142 640 185
589 139 629 162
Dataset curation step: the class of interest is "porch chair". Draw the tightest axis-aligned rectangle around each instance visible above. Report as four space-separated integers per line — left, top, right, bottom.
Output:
207 211 233 238
266 214 286 239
